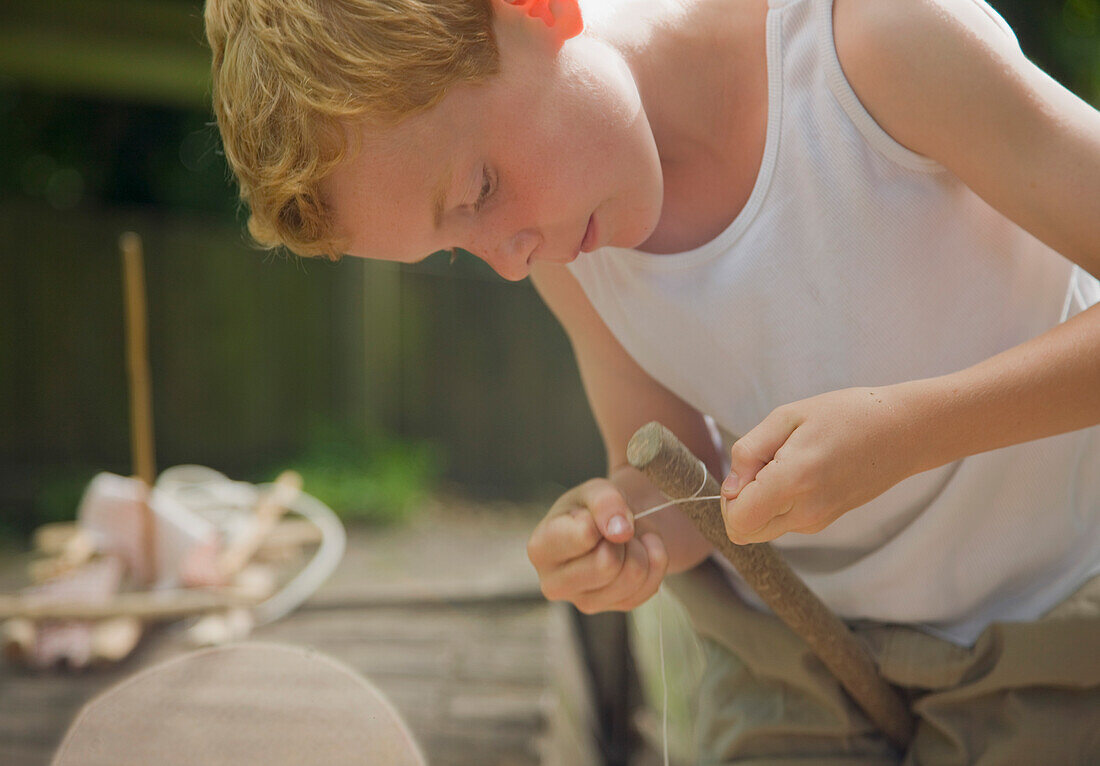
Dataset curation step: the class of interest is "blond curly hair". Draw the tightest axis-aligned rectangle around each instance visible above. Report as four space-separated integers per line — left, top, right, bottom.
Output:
205 0 500 258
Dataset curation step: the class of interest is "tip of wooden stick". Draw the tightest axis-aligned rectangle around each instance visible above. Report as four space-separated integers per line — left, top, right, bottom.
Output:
626 421 665 470
119 231 142 256
272 470 304 499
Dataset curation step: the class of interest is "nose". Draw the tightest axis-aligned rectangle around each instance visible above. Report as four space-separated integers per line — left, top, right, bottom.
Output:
481 228 542 281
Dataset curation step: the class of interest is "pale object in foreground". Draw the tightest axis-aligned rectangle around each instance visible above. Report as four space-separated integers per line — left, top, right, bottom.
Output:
52 642 427 766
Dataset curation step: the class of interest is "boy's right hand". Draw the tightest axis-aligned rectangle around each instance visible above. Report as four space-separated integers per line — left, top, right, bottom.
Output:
526 478 668 614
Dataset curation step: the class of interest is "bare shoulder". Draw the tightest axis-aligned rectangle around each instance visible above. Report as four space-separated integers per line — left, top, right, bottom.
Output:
831 0 1025 158
832 0 1100 274
832 0 1023 74
833 0 1018 39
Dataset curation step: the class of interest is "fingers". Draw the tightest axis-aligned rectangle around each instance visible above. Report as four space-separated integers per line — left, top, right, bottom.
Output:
527 507 600 572
541 537 630 603
527 478 633 576
735 507 812 544
575 478 635 544
609 533 668 611
545 533 668 614
721 460 812 544
528 478 667 615
721 457 827 541
721 407 801 500
717 407 803 545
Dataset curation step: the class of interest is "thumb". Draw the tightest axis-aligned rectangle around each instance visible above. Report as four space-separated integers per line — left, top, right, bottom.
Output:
722 408 800 500
580 480 635 544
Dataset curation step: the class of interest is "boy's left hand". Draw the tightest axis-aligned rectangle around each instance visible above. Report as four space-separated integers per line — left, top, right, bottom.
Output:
720 386 921 544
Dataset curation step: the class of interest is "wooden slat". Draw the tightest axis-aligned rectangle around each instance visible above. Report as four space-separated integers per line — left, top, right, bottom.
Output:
0 588 261 620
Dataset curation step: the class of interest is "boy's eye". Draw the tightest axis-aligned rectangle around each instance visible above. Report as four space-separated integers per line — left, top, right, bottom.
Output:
473 167 494 212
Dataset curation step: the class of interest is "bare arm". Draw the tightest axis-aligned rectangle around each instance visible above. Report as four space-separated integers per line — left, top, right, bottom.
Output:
834 0 1100 469
720 0 1100 544
530 261 716 573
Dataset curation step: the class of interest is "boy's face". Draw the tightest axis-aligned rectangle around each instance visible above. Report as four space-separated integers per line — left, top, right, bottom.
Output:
323 7 664 281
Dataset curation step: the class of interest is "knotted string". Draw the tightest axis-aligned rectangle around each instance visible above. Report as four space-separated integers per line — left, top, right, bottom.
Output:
633 460 722 766
633 459 722 520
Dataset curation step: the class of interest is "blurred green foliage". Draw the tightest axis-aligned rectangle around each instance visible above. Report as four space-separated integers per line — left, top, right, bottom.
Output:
276 425 444 525
995 0 1100 100
30 465 103 529
0 90 234 218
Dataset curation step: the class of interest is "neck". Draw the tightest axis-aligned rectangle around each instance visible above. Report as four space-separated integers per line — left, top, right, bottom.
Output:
588 0 765 169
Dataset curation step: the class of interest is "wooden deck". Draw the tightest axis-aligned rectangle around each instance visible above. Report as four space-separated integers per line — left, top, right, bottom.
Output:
0 498 614 766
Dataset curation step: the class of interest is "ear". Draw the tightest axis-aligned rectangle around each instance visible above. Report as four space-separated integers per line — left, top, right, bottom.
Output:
499 0 584 48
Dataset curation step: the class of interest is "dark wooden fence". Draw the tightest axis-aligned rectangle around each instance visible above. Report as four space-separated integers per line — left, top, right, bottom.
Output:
0 201 606 528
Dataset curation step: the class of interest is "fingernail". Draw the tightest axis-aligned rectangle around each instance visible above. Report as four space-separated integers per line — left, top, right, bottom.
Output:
607 516 628 536
722 473 739 496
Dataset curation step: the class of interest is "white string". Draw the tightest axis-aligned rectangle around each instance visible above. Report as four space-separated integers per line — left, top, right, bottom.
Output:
657 583 669 766
634 459 722 520
633 460 722 766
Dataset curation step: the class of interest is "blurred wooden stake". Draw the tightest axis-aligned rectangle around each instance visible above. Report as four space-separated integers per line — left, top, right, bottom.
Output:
120 231 157 584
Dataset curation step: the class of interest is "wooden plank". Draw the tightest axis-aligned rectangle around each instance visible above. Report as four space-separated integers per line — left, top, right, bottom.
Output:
454 641 551 685
446 687 551 727
0 588 262 620
251 603 548 645
0 740 53 766
420 727 543 766
0 592 598 766
304 580 542 609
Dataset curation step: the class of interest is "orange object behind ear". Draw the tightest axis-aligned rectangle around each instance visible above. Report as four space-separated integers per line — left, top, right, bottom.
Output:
504 0 584 43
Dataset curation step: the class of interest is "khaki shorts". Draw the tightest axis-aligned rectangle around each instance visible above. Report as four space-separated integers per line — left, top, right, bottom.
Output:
645 559 1100 765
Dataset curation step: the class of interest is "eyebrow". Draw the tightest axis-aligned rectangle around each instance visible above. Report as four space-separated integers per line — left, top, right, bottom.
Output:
431 163 452 231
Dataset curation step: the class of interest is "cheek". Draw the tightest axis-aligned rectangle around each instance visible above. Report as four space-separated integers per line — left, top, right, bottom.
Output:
502 152 568 220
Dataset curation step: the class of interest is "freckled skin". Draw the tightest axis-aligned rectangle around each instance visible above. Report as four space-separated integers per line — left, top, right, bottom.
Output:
323 0 666 281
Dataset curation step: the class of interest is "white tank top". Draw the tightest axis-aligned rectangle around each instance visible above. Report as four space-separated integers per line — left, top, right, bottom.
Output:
567 0 1100 646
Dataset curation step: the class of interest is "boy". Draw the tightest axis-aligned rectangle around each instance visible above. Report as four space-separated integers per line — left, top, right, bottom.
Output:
205 0 1100 762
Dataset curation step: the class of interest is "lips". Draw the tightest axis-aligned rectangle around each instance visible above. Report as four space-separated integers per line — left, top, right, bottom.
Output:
580 213 598 253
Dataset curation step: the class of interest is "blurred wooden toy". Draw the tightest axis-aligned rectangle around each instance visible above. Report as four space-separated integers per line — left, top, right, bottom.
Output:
1 233 341 669
1 467 314 667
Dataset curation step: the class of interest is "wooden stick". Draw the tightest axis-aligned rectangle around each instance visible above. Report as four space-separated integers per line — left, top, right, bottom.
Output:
216 470 303 581
27 531 97 582
1 619 36 663
0 588 264 621
90 617 144 663
120 231 157 583
33 519 322 559
627 422 914 750
260 518 324 550
33 522 82 555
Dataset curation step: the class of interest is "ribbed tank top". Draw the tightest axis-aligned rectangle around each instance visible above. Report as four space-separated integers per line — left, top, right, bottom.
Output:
567 0 1100 646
